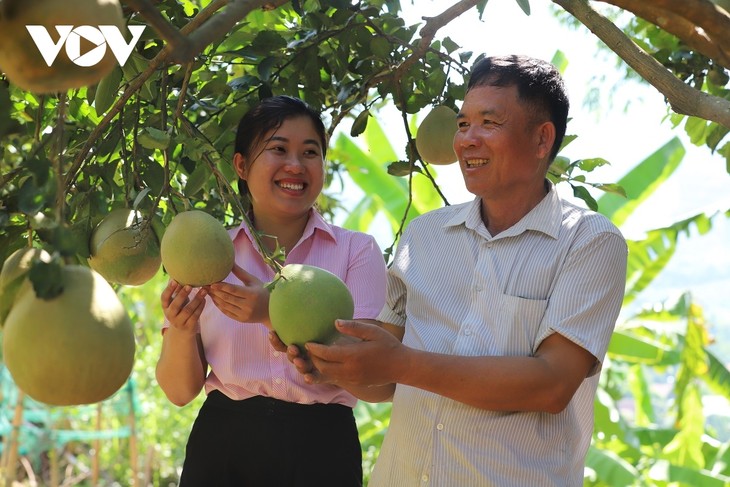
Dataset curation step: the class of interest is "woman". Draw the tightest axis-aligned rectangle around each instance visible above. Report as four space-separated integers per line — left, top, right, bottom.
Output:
156 96 387 486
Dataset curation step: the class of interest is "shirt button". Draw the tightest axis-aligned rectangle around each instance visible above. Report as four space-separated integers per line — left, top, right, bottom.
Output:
436 423 444 430
474 284 482 292
274 378 283 385
421 474 429 482
273 351 281 357
464 329 472 336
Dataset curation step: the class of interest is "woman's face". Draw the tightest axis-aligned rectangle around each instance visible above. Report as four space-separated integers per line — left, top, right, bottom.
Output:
234 115 325 221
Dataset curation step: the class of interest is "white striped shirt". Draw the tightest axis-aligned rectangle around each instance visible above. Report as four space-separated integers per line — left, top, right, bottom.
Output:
371 183 627 486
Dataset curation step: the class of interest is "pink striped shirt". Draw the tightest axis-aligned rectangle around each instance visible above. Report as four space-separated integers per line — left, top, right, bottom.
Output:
166 209 386 407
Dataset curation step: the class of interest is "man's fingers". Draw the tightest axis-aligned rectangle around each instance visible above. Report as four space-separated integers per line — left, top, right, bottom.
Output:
333 319 384 340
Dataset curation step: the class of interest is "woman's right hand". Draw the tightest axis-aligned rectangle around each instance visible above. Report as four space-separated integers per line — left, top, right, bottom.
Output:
161 280 207 335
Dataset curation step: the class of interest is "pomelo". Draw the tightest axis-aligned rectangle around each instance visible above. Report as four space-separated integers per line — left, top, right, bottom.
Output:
269 264 354 348
0 247 51 327
0 0 125 93
88 208 161 286
160 210 234 286
415 105 458 165
3 265 135 406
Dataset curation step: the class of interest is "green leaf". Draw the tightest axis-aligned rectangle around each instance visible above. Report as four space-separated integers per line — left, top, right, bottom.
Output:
18 178 49 214
704 350 730 399
28 260 64 300
514 0 531 15
571 184 597 211
584 445 638 487
0 82 11 137
371 36 391 58
624 230 677 305
597 137 685 227
386 160 419 177
351 109 370 137
138 128 171 150
184 163 211 197
607 329 680 365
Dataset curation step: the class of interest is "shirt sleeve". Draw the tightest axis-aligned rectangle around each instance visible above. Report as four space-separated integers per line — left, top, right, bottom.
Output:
538 230 628 376
376 228 411 328
345 233 388 320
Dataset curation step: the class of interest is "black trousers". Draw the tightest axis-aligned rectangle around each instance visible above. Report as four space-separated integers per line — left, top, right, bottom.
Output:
178 391 363 487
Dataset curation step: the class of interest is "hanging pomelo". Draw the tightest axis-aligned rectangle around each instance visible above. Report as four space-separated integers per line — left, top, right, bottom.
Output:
0 247 51 327
3 265 135 406
415 105 458 165
268 264 354 349
160 210 234 286
0 0 125 93
88 208 161 286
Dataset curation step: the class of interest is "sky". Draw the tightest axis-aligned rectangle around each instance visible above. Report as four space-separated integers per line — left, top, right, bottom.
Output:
334 0 730 335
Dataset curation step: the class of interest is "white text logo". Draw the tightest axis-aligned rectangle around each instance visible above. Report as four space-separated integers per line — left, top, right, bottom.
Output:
26 25 146 67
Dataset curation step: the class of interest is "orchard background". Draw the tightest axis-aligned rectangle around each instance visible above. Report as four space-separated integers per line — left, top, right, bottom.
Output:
1 0 730 485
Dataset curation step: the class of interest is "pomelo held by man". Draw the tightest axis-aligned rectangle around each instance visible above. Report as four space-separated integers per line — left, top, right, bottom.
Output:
269 264 354 349
160 210 235 286
3 265 135 406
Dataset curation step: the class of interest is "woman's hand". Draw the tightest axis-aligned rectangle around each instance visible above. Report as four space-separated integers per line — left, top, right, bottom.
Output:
207 264 272 327
161 279 206 335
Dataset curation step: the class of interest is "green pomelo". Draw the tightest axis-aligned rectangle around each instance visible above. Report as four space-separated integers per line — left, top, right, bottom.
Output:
3 265 135 406
88 208 161 286
415 105 458 165
0 0 125 94
0 247 51 327
269 264 354 348
160 210 234 286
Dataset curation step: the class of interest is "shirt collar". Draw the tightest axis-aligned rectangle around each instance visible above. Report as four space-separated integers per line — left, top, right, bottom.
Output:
445 180 562 240
232 208 337 249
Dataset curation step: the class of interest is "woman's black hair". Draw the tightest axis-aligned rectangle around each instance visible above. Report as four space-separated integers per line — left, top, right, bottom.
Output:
234 96 327 204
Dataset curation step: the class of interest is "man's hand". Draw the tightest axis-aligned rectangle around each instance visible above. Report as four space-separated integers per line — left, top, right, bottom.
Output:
207 264 271 327
302 319 405 387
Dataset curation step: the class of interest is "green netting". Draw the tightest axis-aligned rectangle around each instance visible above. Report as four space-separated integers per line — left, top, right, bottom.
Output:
0 366 138 456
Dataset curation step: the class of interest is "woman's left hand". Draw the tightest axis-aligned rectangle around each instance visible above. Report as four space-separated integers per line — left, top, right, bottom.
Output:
207 264 272 327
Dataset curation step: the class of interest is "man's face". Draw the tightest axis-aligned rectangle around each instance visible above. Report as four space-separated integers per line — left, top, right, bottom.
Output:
453 84 551 202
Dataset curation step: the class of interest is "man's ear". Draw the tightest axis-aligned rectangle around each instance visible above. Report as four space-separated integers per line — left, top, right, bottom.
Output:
233 152 247 179
535 121 556 160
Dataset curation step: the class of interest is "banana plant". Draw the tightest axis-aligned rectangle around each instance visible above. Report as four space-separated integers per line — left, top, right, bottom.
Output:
582 139 730 484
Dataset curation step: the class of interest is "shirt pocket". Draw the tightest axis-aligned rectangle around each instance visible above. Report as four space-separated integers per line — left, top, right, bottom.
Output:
496 294 548 355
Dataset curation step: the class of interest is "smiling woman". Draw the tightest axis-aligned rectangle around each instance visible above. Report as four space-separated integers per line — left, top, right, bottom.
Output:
154 95 388 486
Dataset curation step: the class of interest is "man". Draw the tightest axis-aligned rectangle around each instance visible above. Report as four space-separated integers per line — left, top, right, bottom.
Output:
278 54 628 486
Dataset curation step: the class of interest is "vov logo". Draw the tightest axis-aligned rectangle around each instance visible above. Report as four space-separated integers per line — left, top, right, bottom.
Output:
25 25 146 67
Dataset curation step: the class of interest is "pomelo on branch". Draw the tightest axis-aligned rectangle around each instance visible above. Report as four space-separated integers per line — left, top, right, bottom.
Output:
268 264 354 349
0 0 124 94
160 210 234 287
0 247 51 326
415 105 458 165
88 208 161 286
3 265 135 406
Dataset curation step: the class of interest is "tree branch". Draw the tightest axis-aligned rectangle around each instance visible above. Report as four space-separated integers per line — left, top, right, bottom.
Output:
122 0 190 50
598 0 730 68
391 0 480 82
171 0 290 64
553 0 730 129
67 0 229 187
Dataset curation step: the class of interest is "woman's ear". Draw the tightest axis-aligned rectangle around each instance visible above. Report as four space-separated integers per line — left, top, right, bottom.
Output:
233 152 247 179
